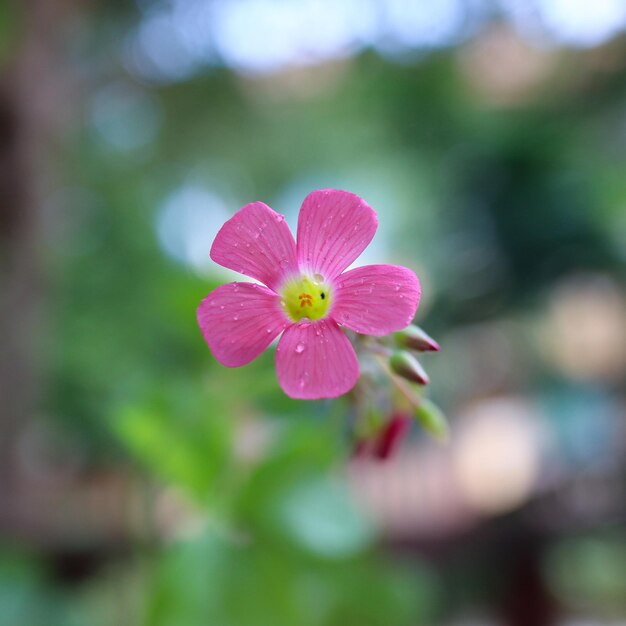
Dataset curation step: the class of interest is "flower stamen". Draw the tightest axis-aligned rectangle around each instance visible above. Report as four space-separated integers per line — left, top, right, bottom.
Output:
281 276 331 322
299 293 313 307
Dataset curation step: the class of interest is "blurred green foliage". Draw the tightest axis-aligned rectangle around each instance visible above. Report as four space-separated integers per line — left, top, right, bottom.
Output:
3 1 626 624
144 531 435 626
544 532 626 618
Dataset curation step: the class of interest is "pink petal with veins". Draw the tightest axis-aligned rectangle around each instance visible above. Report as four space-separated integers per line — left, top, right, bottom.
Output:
210 202 298 292
296 189 377 281
275 319 359 399
332 265 420 336
197 282 288 367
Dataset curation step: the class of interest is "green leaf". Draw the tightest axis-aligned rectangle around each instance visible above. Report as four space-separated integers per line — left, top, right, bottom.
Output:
112 380 233 503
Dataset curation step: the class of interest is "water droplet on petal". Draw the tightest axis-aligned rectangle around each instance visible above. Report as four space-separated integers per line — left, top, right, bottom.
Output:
295 342 305 354
233 314 239 321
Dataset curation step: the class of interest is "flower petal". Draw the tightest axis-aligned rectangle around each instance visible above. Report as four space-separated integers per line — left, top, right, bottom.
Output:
197 282 289 367
276 319 359 399
332 265 420 336
211 202 298 292
296 189 378 280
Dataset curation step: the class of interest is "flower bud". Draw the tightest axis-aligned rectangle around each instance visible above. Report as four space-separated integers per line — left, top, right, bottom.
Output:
375 413 411 460
394 325 440 352
389 350 430 385
414 399 448 442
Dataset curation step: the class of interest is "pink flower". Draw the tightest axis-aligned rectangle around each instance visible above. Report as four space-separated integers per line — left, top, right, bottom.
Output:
197 189 421 399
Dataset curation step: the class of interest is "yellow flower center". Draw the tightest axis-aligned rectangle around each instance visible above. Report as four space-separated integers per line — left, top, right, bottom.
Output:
280 274 332 322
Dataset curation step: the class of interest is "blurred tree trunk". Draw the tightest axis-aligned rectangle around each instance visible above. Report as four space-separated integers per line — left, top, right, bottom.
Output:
0 0 69 532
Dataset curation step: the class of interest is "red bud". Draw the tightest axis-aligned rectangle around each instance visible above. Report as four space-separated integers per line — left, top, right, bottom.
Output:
375 413 411 460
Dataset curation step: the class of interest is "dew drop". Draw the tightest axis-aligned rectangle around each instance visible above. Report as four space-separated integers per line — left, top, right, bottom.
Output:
295 342 305 354
394 285 400 291
233 314 240 321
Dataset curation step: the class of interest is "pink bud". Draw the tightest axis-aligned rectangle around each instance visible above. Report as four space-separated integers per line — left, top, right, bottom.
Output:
375 413 411 460
394 325 440 352
389 351 430 385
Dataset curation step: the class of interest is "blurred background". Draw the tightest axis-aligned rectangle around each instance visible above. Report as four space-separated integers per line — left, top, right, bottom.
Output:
1 0 625 624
